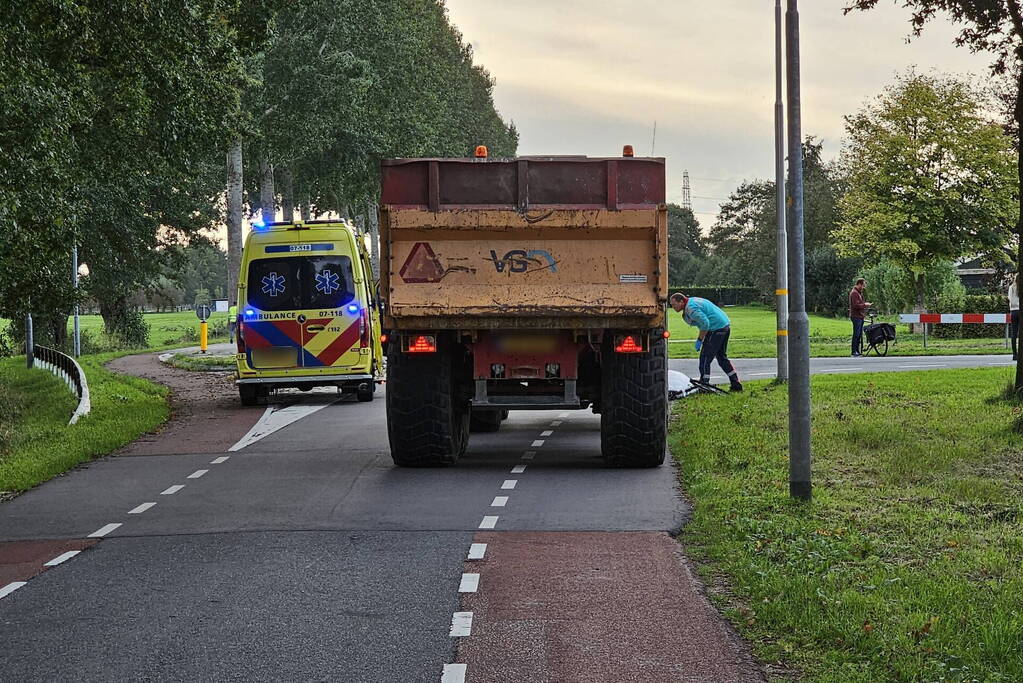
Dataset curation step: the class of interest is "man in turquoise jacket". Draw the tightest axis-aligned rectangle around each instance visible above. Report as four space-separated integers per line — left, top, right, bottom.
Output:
670 292 742 392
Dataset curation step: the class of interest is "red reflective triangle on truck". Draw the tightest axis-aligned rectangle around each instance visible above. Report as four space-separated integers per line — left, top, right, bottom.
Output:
399 242 445 283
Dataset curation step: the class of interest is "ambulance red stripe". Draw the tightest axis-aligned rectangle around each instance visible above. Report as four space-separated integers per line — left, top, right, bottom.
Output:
316 319 362 366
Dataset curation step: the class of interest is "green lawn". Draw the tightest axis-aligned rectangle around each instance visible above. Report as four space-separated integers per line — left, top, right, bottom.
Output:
672 368 1023 681
668 305 1012 358
0 354 169 494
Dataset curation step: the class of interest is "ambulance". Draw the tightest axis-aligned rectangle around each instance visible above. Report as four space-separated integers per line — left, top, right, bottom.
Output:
234 219 383 405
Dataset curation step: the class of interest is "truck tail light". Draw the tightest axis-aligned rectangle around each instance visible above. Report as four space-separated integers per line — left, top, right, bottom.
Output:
359 310 370 348
622 144 634 157
475 145 488 158
614 335 644 353
405 335 437 353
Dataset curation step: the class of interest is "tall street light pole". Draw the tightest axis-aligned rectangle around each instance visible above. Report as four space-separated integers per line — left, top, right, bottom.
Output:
775 0 789 382
786 0 812 500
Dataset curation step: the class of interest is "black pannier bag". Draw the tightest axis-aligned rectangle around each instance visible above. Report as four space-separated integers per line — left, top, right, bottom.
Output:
864 322 896 345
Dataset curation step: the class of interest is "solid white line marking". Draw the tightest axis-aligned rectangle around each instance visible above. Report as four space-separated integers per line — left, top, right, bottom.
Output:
748 372 774 376
187 469 208 479
88 523 121 538
511 465 526 474
540 430 553 437
441 663 467 683
491 496 508 507
467 543 487 560
228 401 336 451
128 502 156 515
0 582 27 599
502 480 517 490
479 516 498 529
449 612 473 637
823 367 857 372
44 551 81 567
161 485 185 495
531 440 545 447
550 420 562 426
210 456 230 464
459 573 480 593
558 412 570 417
898 364 947 368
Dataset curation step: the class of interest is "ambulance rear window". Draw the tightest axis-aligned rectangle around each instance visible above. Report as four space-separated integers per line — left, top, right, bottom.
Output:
248 256 355 311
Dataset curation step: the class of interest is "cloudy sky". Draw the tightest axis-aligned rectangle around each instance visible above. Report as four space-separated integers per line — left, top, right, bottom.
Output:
444 0 993 226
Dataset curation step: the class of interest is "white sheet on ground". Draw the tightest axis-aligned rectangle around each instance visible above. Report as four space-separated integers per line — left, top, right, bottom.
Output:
668 370 698 400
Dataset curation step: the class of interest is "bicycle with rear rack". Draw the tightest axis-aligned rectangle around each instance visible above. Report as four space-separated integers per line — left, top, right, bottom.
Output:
862 308 896 356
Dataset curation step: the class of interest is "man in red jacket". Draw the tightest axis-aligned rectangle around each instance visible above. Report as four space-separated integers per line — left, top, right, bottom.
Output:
849 278 872 357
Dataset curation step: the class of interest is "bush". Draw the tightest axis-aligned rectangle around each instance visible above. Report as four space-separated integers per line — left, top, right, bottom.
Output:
106 308 150 348
930 293 1009 338
859 259 965 314
805 245 862 316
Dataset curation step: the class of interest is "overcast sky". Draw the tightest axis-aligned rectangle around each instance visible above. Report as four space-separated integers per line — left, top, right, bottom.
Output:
444 0 994 226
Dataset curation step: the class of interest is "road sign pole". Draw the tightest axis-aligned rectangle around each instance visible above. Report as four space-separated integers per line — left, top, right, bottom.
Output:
786 0 811 501
26 312 34 369
72 244 81 357
775 0 789 382
200 321 208 354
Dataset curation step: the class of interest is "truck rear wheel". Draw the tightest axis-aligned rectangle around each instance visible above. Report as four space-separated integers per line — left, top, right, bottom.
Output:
599 335 667 468
386 347 468 466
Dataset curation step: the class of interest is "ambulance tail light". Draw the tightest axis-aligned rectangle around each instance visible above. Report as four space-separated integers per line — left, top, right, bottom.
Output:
236 321 246 354
404 334 437 353
359 309 371 348
614 334 644 354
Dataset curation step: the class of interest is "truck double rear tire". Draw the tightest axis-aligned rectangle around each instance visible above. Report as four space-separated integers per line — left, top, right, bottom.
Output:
386 347 469 466
469 409 503 432
599 335 667 468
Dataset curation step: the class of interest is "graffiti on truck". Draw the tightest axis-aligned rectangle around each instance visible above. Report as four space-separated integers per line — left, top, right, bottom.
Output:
488 249 558 274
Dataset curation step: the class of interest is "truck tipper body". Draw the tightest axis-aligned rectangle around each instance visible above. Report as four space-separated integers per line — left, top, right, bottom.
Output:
380 152 668 467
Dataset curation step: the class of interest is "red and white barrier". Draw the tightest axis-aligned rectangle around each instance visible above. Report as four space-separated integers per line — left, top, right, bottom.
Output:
899 313 1010 324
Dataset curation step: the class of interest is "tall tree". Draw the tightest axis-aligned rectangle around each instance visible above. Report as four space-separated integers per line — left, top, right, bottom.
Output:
844 0 1023 388
832 72 1016 313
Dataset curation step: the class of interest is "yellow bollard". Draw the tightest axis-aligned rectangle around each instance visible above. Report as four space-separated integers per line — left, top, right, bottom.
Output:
200 320 208 354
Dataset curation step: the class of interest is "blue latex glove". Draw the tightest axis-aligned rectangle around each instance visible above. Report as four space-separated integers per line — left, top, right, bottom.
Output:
694 339 703 351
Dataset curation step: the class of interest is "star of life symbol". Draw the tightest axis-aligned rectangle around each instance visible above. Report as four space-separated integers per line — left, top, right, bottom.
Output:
261 271 286 297
315 269 340 295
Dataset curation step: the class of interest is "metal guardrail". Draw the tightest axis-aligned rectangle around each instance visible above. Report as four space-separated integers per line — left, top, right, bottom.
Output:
30 345 91 425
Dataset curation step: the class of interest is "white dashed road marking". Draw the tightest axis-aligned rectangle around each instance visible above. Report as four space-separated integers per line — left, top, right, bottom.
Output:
128 502 156 515
210 456 230 464
467 543 487 560
449 612 473 637
522 451 535 460
441 663 467 683
550 420 562 426
511 465 526 474
0 582 27 600
501 480 517 490
558 412 570 417
44 551 81 567
479 516 498 529
540 430 553 437
491 496 508 507
161 485 185 495
458 574 480 593
531 440 545 447
88 523 122 538
187 469 208 479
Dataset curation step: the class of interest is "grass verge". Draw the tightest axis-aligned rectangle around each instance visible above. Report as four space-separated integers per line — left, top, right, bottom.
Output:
0 354 169 495
671 368 1023 681
166 354 235 372
668 306 1013 359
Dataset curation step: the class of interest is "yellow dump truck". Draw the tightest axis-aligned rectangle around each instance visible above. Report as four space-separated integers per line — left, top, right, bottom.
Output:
379 149 668 467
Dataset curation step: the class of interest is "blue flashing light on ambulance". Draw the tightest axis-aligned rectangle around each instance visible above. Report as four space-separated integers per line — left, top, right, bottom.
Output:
234 219 383 405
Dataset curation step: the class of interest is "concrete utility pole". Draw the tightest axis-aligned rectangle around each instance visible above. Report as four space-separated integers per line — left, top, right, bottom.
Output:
775 0 789 382
786 0 812 501
25 312 34 369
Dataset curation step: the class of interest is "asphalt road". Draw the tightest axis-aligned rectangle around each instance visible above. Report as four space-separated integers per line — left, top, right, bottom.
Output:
1 360 764 682
670 353 1016 384
2 352 1005 681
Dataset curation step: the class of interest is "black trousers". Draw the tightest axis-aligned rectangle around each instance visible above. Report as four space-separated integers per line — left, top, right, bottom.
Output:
1012 310 1019 357
699 326 739 386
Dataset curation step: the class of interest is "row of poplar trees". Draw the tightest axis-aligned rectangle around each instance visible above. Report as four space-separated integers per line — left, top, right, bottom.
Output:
0 0 518 348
